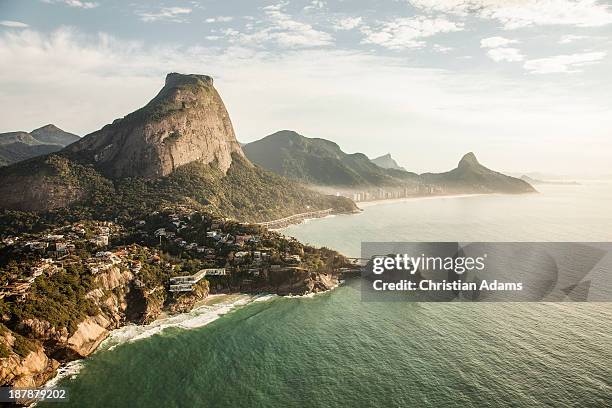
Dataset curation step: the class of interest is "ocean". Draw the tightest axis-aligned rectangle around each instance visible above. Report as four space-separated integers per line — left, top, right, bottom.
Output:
43 183 612 407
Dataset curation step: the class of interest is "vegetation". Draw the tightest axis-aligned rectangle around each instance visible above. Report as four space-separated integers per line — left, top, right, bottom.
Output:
0 153 356 235
7 265 98 335
243 130 419 187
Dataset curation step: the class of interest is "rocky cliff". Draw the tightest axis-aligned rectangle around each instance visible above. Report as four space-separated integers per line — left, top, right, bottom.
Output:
0 74 354 220
0 262 338 388
67 73 244 179
371 153 406 171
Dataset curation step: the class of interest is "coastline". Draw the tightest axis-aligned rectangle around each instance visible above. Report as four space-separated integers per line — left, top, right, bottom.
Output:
42 282 344 390
42 292 257 391
356 193 492 209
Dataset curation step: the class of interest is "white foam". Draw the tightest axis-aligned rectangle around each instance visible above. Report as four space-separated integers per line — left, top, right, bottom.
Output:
43 360 84 390
285 281 342 298
253 294 277 302
99 294 255 350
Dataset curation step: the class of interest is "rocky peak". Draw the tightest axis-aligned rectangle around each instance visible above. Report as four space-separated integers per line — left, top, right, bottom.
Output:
32 124 61 133
30 124 80 146
165 73 213 87
371 153 406 171
67 72 245 179
458 152 480 169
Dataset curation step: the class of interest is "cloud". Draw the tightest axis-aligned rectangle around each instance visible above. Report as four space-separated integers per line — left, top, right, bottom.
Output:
408 0 612 29
137 7 192 23
0 21 29 28
487 47 524 62
480 36 518 48
304 0 326 11
361 16 463 50
524 51 607 73
41 0 99 9
205 16 234 23
1 27 611 174
433 44 453 53
559 34 589 43
334 17 362 31
223 3 333 48
480 36 522 62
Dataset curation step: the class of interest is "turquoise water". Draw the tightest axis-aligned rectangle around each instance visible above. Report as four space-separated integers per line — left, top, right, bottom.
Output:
47 183 612 407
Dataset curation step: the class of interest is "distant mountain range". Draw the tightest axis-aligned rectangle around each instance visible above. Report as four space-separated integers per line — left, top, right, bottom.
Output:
420 152 535 194
0 74 535 228
371 153 406 171
0 74 355 223
243 131 534 194
242 130 417 187
0 125 79 166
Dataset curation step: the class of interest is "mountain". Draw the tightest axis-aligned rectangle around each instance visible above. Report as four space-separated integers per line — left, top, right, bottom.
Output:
0 73 355 223
371 153 406 171
66 73 243 179
243 130 418 187
243 131 533 195
421 152 536 194
0 126 79 166
30 124 80 146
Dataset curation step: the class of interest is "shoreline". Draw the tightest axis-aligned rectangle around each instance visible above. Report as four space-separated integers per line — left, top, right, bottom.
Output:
42 292 255 391
42 282 344 390
357 193 492 209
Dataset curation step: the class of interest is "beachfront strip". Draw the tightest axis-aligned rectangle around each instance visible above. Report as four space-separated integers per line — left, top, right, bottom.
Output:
256 209 333 229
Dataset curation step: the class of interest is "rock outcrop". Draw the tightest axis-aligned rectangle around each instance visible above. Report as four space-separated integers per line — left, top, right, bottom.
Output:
67 73 245 179
371 153 406 171
62 315 111 359
0 327 59 388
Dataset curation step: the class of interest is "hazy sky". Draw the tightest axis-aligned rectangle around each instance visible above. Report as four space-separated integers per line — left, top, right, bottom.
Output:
1 0 611 174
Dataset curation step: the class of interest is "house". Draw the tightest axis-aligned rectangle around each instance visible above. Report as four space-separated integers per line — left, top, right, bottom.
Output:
27 241 49 251
234 235 252 246
206 231 219 238
54 242 68 252
284 254 301 264
72 225 86 235
4 281 32 296
234 251 249 259
203 268 227 276
131 261 142 273
46 234 64 241
248 268 261 277
91 235 109 247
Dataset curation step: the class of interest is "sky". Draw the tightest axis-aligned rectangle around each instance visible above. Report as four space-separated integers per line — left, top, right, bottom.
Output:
0 0 611 175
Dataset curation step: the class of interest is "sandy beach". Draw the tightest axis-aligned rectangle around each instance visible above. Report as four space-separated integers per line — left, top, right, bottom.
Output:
356 193 491 209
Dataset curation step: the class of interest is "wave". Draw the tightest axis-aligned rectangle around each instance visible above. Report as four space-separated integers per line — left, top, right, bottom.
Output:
100 294 257 351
